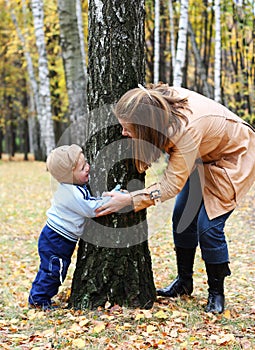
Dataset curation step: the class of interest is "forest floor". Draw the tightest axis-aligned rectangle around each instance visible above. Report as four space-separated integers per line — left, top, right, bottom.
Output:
0 156 255 349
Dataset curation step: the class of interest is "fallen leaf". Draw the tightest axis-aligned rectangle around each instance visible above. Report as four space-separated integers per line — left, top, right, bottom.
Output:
154 310 168 319
93 321 105 333
72 338 85 348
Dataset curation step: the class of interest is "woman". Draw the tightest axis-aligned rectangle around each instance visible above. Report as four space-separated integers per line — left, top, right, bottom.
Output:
96 82 255 313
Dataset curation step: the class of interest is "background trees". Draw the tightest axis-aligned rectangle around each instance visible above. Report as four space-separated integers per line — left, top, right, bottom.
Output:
1 0 255 312
1 0 255 158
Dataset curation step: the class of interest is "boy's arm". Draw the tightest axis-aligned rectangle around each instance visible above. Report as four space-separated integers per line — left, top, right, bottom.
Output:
72 185 123 217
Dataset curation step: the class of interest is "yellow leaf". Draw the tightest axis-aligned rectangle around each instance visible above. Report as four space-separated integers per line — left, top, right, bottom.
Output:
154 310 168 319
189 336 197 341
216 334 235 345
223 309 231 319
146 325 157 333
120 323 132 330
79 319 90 327
135 313 145 320
42 328 55 337
70 323 82 332
27 310 45 320
72 338 85 348
171 310 181 318
93 322 105 333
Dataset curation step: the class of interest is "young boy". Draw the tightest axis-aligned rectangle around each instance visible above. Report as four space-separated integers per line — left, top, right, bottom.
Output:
28 144 110 310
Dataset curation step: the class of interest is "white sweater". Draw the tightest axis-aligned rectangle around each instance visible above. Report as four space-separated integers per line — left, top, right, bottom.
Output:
46 183 108 242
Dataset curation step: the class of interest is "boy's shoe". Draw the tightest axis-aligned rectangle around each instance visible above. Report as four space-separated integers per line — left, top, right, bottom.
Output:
28 302 59 311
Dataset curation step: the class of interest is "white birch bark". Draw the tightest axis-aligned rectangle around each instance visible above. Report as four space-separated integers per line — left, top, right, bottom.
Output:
168 0 175 69
173 0 189 87
214 0 221 102
154 0 160 83
76 0 87 78
31 0 55 155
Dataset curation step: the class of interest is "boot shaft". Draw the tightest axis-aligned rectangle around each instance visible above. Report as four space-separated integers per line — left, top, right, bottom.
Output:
175 247 196 278
205 262 231 294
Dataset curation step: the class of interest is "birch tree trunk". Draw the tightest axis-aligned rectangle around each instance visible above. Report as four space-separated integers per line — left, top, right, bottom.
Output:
154 0 160 83
76 0 87 79
69 0 156 310
57 0 88 136
214 0 221 102
31 0 55 157
173 0 189 86
168 0 176 70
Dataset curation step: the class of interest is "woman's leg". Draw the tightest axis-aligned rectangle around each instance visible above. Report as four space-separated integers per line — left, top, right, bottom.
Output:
197 206 233 313
157 170 202 297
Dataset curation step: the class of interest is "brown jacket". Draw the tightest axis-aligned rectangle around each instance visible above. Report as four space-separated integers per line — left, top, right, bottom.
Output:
130 87 255 219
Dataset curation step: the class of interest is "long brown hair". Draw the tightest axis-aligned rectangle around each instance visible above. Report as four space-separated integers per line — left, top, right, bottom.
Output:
113 82 190 173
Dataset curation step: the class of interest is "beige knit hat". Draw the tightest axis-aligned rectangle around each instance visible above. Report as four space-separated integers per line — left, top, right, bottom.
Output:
46 144 83 183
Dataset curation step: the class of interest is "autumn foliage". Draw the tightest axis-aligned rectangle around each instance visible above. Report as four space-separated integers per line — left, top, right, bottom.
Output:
0 158 254 349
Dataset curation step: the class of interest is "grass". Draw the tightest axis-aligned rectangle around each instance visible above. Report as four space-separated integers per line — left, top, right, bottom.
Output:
0 156 254 349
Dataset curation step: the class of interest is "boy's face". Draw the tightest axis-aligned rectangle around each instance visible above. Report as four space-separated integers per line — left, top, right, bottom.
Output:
73 153 90 185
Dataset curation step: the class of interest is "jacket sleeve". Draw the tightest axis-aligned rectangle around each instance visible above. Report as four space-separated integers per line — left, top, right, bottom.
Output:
130 125 202 212
65 186 110 218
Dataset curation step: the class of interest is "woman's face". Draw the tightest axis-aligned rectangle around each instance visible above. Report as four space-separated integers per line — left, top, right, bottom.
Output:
118 119 135 138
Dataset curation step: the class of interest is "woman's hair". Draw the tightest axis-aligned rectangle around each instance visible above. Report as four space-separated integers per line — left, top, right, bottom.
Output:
113 82 190 173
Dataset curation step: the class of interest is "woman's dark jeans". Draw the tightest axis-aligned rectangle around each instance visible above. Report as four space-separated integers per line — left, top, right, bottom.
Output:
172 170 233 264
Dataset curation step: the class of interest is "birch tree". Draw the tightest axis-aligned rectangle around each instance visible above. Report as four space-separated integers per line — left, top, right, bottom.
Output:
69 0 156 310
57 0 88 135
154 0 160 83
173 0 189 86
76 0 87 79
214 0 221 102
31 0 55 157
168 0 176 70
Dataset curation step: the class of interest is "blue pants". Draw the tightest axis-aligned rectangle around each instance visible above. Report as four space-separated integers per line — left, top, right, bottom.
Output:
172 170 233 264
28 225 77 307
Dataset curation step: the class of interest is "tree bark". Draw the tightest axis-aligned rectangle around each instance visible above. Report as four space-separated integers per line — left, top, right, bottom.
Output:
69 0 156 310
154 0 160 83
214 0 221 103
173 0 189 87
31 0 55 157
57 0 88 136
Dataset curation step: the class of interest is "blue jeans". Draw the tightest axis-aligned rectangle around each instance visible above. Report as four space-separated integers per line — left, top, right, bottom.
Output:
28 225 77 306
172 170 233 264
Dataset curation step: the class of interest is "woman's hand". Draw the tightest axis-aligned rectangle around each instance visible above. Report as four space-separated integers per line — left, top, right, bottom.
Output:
95 191 132 216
